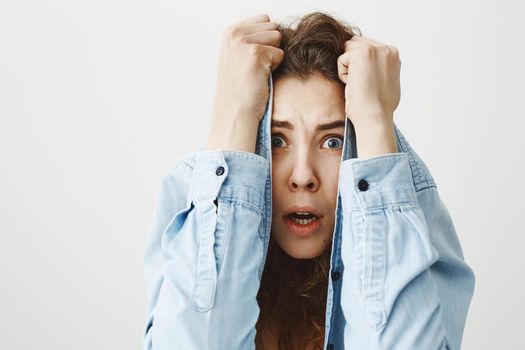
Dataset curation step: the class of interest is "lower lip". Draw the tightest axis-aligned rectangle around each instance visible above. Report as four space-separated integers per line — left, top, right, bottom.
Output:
284 216 322 236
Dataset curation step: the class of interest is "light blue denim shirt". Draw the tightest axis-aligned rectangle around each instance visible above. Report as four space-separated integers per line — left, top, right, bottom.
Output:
143 74 475 349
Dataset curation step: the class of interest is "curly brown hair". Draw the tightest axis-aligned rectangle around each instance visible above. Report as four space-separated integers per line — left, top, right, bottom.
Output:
255 11 361 350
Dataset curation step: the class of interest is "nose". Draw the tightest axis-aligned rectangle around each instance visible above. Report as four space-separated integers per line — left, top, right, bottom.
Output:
288 154 319 192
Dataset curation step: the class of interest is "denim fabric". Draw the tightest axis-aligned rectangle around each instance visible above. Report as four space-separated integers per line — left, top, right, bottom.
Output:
143 73 475 349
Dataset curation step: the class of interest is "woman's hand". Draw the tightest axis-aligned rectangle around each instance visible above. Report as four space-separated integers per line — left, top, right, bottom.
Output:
337 35 401 128
337 35 401 158
207 14 284 153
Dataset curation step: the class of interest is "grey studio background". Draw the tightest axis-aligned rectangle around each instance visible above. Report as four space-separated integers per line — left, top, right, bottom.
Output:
1 1 523 349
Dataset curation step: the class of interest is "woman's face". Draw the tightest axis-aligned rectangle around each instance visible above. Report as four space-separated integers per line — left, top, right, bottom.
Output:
271 74 346 259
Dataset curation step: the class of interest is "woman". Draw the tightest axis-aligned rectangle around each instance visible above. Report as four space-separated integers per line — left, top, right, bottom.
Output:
143 11 476 350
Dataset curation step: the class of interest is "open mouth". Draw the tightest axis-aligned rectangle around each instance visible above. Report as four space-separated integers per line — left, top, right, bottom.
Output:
286 212 320 225
283 212 322 236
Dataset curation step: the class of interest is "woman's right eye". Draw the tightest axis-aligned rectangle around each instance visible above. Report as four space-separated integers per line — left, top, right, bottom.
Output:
271 135 288 148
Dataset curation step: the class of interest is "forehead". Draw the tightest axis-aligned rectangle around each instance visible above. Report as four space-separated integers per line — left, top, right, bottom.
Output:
272 75 345 127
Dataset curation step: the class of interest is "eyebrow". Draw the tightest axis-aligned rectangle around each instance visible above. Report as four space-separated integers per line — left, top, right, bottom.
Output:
271 119 346 131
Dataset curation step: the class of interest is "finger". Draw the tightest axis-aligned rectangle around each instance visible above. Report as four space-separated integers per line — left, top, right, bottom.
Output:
267 46 285 72
237 21 279 36
348 35 385 47
337 51 351 84
344 38 373 52
234 13 271 27
243 30 281 47
344 36 384 51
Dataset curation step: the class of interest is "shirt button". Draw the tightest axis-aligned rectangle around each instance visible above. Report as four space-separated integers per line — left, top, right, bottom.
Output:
358 179 369 191
331 270 341 281
215 166 225 176
327 344 334 350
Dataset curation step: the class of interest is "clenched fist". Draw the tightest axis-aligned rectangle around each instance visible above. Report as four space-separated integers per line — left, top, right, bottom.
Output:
207 14 285 153
337 35 401 129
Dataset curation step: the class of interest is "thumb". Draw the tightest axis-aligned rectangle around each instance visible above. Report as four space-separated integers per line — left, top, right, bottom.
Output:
268 47 285 72
337 51 350 84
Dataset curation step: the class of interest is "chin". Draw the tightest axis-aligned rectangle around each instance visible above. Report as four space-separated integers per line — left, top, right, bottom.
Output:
277 239 328 260
285 249 320 260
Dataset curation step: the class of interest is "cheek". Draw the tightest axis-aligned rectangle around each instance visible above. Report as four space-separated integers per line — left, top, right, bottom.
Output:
270 163 287 204
322 161 341 193
326 173 339 193
270 182 283 221
270 160 285 182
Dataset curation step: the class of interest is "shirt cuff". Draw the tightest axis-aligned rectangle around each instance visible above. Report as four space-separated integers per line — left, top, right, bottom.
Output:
187 149 269 211
339 153 417 211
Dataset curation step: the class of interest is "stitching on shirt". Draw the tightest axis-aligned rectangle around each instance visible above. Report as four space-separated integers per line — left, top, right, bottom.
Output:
393 125 437 191
181 159 195 170
216 199 233 279
350 201 419 212
224 197 264 216
192 200 205 308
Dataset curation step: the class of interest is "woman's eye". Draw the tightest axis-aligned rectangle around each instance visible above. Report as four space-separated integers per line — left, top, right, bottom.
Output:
322 136 344 149
271 135 287 148
271 134 344 149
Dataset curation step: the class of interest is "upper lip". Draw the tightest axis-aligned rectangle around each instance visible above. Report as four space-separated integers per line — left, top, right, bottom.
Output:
283 205 323 218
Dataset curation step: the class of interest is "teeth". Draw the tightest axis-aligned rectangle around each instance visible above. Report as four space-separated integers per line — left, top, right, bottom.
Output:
291 216 318 225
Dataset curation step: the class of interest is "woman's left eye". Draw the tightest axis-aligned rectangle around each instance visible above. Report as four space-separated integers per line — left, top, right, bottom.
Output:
271 135 287 148
322 136 344 149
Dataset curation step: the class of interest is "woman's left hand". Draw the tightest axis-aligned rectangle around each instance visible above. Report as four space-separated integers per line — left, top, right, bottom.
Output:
337 35 401 129
337 35 401 159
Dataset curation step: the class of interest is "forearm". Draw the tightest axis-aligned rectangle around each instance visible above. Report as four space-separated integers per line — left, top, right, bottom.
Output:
337 122 475 348
144 150 269 349
354 117 398 159
340 154 443 347
206 110 260 153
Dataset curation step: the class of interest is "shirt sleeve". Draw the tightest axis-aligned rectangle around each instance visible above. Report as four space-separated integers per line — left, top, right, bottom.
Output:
143 149 269 350
338 152 476 349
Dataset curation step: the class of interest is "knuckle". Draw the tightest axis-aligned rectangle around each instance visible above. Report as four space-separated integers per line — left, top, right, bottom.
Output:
238 35 249 45
363 46 374 57
386 46 400 62
390 45 399 55
226 24 251 41
272 30 282 43
337 53 346 64
249 44 262 57
224 26 235 39
229 26 243 39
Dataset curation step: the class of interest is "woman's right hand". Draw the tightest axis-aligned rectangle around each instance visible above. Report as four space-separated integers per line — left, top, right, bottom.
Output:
207 14 284 153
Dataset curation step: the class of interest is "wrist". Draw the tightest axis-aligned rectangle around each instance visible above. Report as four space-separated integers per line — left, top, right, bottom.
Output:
352 119 398 159
206 115 260 154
